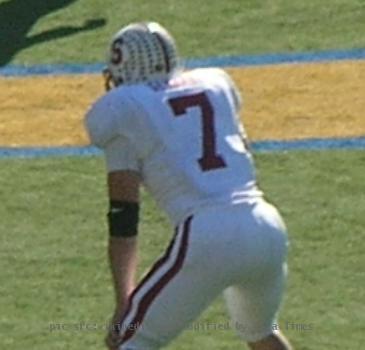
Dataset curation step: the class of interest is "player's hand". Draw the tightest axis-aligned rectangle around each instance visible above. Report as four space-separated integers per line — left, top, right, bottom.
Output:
105 326 122 350
105 307 127 350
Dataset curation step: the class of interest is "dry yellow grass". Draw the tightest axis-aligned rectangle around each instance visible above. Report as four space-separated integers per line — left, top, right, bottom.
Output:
0 61 364 146
228 60 365 140
0 75 103 146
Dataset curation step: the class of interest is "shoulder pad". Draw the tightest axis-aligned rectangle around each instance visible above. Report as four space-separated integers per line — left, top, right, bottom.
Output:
84 90 134 148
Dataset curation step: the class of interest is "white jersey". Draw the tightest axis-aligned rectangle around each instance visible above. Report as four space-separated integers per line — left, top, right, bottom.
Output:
85 68 262 224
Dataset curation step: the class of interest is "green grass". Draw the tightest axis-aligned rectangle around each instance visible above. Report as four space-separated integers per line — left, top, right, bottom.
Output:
1 0 365 65
1 1 364 349
1 151 364 349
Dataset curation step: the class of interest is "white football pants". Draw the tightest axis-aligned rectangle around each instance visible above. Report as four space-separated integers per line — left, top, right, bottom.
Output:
117 199 288 349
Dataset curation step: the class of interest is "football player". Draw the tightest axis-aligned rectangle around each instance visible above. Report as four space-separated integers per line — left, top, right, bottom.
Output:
85 22 293 350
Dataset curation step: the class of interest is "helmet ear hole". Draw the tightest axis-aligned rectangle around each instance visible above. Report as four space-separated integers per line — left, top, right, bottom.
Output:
155 64 164 72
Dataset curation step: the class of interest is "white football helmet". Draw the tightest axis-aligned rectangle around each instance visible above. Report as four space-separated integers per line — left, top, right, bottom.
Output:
104 22 181 89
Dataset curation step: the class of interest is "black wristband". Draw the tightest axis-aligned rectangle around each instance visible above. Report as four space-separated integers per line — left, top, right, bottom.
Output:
107 200 139 237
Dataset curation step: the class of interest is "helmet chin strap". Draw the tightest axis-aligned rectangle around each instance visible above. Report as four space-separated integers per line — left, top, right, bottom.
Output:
103 67 114 91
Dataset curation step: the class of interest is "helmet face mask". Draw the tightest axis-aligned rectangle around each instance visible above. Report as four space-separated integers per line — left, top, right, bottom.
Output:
104 22 180 90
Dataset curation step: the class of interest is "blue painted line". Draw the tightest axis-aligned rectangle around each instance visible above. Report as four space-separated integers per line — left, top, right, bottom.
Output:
252 137 365 152
186 48 365 68
1 48 365 77
1 137 364 159
0 63 104 77
0 146 102 159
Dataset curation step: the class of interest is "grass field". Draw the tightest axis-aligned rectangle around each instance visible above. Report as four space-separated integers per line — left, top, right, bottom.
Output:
1 0 365 65
1 0 365 349
1 152 364 349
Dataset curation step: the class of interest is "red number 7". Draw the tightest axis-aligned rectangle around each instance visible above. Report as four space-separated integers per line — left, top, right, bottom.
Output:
168 92 227 172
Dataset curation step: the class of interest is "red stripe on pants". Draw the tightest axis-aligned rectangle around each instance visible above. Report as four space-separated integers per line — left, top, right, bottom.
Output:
117 227 179 329
120 215 193 345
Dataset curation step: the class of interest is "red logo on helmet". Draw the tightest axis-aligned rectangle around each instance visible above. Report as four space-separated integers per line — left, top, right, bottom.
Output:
111 38 123 65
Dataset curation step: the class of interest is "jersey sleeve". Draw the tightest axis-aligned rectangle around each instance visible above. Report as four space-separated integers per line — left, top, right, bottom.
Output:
84 91 141 173
104 135 141 173
212 69 251 149
84 94 119 148
215 68 242 112
189 68 242 112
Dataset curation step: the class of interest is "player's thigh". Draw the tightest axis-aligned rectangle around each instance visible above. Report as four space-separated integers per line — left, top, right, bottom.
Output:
224 261 288 343
119 216 225 349
125 268 222 349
